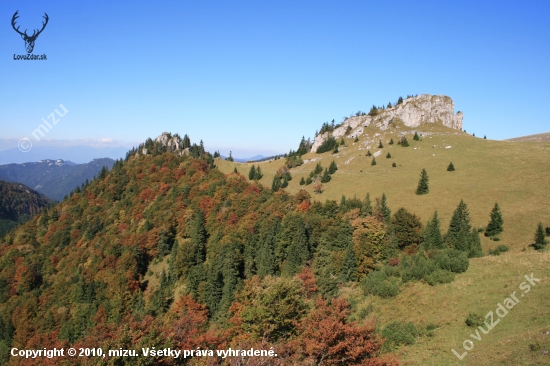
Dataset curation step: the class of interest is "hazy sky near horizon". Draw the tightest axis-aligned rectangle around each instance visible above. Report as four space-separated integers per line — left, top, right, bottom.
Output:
1 0 549 158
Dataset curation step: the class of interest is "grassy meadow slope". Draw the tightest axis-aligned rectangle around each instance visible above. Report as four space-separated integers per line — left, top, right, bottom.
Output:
216 123 550 364
217 124 550 253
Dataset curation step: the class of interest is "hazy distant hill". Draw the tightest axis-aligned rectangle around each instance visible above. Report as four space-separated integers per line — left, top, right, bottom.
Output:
506 132 550 142
0 158 115 201
0 180 51 237
0 145 128 165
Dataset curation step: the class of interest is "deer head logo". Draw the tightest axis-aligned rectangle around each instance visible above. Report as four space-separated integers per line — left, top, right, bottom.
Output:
11 11 49 54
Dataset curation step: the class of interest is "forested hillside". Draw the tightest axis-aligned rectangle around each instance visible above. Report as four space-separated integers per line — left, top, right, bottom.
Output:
0 135 485 365
0 181 51 238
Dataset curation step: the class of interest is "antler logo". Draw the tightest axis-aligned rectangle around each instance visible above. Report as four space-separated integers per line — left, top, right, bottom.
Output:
11 11 49 54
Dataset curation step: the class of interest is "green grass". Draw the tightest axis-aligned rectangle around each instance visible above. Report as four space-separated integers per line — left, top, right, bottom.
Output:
217 125 550 253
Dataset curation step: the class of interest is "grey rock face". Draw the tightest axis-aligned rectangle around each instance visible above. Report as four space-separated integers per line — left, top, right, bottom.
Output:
311 94 463 153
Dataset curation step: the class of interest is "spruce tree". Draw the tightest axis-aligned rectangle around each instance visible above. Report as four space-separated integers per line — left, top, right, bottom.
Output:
534 222 548 250
400 137 409 147
485 203 503 237
371 157 377 166
340 243 358 282
468 228 484 258
361 193 373 216
397 96 403 105
333 145 339 153
305 177 312 185
447 162 455 171
299 177 306 185
389 138 394 145
422 211 443 249
321 169 331 183
386 152 392 159
281 177 289 188
416 169 429 195
248 165 256 180
413 131 420 141
366 150 372 157
272 176 281 192
392 162 397 167
340 138 345 145
255 166 263 180
233 167 238 173
446 200 472 251
379 193 391 223
227 151 234 162
378 140 384 148
329 160 338 174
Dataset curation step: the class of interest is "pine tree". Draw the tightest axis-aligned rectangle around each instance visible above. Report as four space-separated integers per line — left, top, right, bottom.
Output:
416 169 429 195
413 131 420 141
400 137 409 147
361 193 373 216
397 96 403 105
305 176 312 185
534 222 548 250
329 160 338 174
248 165 256 180
386 152 392 159
447 162 455 171
387 102 393 108
468 228 484 258
333 145 339 153
378 140 384 148
227 151 234 162
299 177 306 185
340 243 358 282
371 157 377 166
392 162 397 167
272 176 281 192
485 203 503 237
255 166 263 180
321 169 331 183
446 200 472 251
422 211 444 249
313 162 323 175
340 138 345 146
389 138 394 145
281 177 289 188
366 150 372 157
484 135 487 139
376 193 391 223
233 167 238 173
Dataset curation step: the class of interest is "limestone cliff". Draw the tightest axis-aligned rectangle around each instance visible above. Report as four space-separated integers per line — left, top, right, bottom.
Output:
311 94 463 152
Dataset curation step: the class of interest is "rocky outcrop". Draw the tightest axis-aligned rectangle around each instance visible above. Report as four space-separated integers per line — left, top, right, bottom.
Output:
311 94 463 153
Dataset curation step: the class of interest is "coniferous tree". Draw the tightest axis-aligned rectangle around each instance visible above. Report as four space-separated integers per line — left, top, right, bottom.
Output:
447 162 455 171
469 228 484 258
422 211 444 249
371 157 377 166
387 102 393 108
484 135 487 139
361 193 373 216
366 150 372 157
386 152 392 159
281 177 289 188
248 165 256 180
329 160 338 174
389 138 394 145
534 222 548 250
255 166 263 180
299 177 306 185
340 243 358 282
354 137 359 142
340 138 345 146
397 96 403 105
378 140 384 148
485 203 503 237
416 169 429 195
413 131 420 141
446 200 472 251
333 145 339 153
226 151 234 162
376 193 391 223
305 177 312 185
392 162 397 167
272 176 281 192
400 137 409 147
321 169 331 183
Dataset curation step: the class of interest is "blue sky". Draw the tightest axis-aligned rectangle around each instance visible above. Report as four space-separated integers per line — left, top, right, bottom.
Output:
1 0 549 159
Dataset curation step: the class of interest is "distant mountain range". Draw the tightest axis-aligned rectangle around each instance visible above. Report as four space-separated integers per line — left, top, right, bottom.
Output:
0 145 129 165
0 158 115 201
220 154 267 162
0 180 51 237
